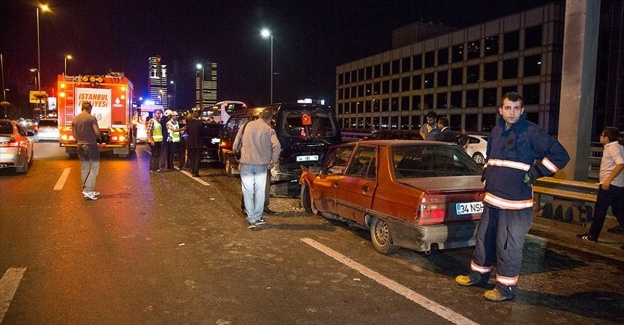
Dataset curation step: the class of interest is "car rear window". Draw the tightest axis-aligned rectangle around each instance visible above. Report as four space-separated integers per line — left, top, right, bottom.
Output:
393 144 483 178
0 123 13 134
38 120 58 127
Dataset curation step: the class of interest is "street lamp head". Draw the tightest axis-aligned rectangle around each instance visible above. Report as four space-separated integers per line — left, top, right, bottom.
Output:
30 68 38 73
170 80 174 84
261 28 271 39
39 4 50 12
66 54 72 60
196 63 203 70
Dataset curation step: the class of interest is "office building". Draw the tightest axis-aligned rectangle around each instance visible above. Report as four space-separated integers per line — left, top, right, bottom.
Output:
149 56 168 109
196 62 218 109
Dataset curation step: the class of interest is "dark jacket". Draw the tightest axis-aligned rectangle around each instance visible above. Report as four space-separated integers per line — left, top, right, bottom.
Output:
482 112 570 210
185 118 204 149
438 127 457 143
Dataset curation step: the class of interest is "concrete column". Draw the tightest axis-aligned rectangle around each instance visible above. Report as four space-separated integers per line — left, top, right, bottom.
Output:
558 0 601 181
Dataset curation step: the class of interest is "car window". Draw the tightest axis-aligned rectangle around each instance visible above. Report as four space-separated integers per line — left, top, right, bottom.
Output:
393 144 483 178
281 111 336 138
346 146 377 178
38 120 58 127
324 145 354 175
0 123 13 134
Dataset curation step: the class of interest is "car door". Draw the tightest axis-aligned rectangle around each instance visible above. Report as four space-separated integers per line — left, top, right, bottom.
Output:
335 145 378 225
312 145 355 215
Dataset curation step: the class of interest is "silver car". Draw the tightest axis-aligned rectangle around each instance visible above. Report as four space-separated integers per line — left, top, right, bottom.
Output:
0 120 34 173
36 118 60 141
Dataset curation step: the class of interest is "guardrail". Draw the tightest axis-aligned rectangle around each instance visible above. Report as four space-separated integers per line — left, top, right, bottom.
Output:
533 177 599 224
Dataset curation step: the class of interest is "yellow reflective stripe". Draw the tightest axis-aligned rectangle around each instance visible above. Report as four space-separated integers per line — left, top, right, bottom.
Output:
496 274 519 286
470 261 493 274
484 193 534 210
541 157 558 173
486 159 531 171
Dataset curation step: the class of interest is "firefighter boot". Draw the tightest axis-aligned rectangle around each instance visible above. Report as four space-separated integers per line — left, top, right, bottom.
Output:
484 288 513 302
455 275 477 286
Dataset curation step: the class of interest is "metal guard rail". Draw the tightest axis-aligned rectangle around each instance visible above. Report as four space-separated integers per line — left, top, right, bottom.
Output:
533 177 599 224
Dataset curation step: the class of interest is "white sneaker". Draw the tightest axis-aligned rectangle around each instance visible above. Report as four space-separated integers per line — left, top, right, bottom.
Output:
83 191 100 197
83 192 98 200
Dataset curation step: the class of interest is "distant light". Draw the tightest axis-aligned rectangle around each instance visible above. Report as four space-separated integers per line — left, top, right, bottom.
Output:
261 29 271 38
144 100 155 105
196 63 203 70
297 98 313 104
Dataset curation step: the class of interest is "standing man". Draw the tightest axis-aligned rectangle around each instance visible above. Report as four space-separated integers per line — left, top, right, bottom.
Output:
233 109 281 229
72 101 102 201
455 92 569 301
419 111 439 140
147 109 164 172
437 116 456 143
457 128 470 150
185 111 204 177
165 111 185 171
577 127 624 242
159 110 172 170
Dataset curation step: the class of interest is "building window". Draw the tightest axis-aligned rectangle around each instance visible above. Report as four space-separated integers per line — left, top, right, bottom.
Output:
483 88 497 107
381 98 389 111
382 80 390 94
524 55 542 77
437 70 448 87
373 82 380 96
503 59 518 79
358 85 364 98
391 98 399 111
451 91 462 108
525 25 543 49
413 54 422 70
425 51 435 68
402 77 410 92
374 64 381 78
365 83 372 96
358 68 365 81
466 89 479 107
437 93 448 109
452 44 464 62
450 115 461 130
338 74 344 86
338 88 344 100
345 72 351 84
465 114 478 131
402 57 411 72
401 96 410 111
413 74 422 90
412 95 421 110
423 94 434 110
482 113 496 132
350 70 357 83
366 66 373 79
467 40 480 59
467 65 479 83
391 78 399 93
451 68 463 86
523 83 540 105
483 62 498 81
392 60 400 74
424 73 434 88
504 31 520 53
337 103 344 114
484 36 499 56
351 86 357 98
502 85 517 95
383 62 390 76
438 48 449 65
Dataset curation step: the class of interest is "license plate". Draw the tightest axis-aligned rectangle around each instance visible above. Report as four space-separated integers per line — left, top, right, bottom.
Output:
456 201 484 215
296 155 319 162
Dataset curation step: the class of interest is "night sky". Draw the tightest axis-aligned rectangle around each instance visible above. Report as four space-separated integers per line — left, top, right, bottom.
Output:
1 0 552 109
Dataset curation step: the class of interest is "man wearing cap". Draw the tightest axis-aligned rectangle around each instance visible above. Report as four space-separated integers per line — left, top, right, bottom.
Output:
165 111 186 171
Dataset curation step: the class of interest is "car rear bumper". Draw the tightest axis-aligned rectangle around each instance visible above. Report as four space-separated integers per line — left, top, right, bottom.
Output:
387 218 480 252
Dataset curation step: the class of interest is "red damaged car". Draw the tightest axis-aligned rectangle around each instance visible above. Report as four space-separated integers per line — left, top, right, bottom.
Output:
299 140 485 255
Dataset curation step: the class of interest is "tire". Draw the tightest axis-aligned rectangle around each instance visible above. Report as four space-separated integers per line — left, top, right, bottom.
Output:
370 217 399 254
472 152 485 165
300 183 313 213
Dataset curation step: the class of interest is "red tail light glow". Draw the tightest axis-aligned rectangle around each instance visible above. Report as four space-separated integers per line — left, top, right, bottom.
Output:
417 195 447 224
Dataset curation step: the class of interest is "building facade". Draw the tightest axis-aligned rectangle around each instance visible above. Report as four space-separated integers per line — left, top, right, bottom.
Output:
149 56 168 110
196 62 218 109
336 1 624 137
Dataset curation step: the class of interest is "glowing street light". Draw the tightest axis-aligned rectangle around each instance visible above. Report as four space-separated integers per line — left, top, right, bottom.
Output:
260 28 274 104
36 4 50 117
196 63 204 109
170 80 176 109
64 54 73 75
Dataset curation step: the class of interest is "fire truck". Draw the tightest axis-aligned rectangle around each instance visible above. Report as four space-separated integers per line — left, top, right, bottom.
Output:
57 72 136 158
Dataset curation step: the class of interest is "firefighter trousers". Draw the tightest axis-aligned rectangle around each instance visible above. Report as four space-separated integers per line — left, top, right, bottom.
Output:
468 206 533 298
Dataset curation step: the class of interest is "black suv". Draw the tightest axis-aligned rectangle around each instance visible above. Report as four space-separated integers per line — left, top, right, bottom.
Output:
219 103 342 195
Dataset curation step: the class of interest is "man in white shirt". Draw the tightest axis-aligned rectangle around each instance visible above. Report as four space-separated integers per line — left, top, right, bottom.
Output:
578 127 624 242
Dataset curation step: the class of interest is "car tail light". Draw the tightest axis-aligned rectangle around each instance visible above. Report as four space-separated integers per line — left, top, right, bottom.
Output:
416 195 447 224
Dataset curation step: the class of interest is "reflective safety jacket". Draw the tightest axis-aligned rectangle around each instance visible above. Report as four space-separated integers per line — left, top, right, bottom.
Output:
482 113 570 210
166 120 181 143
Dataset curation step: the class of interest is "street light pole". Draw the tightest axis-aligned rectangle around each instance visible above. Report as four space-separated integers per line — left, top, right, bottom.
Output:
36 4 50 117
64 55 72 75
196 63 204 109
170 80 176 110
261 29 273 104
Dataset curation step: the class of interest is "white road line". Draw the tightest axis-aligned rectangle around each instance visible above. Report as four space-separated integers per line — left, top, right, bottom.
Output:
181 170 210 186
0 267 26 323
301 238 480 325
53 168 71 191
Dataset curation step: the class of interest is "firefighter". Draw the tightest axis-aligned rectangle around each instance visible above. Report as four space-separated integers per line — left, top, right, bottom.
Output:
455 92 570 301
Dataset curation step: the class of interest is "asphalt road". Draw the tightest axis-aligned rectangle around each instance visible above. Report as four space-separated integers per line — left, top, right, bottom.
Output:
0 142 623 325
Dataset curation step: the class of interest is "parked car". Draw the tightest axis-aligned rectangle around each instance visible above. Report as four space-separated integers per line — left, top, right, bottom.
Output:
466 134 488 164
200 121 224 163
36 118 60 141
299 140 485 255
362 129 423 141
219 102 342 196
0 119 34 174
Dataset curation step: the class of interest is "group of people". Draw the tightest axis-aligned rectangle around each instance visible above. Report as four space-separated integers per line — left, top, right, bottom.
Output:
71 93 624 303
418 110 470 149
146 109 204 177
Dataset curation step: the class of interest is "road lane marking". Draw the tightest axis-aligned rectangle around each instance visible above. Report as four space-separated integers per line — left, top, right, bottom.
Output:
0 267 26 323
301 238 480 325
54 168 71 191
181 170 210 186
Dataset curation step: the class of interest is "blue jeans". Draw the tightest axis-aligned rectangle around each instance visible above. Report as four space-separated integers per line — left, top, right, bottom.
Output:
78 144 100 192
240 164 268 223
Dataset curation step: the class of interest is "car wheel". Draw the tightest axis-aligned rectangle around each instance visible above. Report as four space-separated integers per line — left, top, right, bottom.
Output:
300 183 317 214
370 217 399 254
472 152 485 165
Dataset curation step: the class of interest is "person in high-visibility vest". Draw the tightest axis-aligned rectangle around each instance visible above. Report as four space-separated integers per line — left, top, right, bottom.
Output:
165 111 186 171
147 109 164 172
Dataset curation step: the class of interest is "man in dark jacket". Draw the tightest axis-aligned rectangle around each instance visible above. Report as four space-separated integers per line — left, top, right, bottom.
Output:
437 116 456 143
185 112 204 177
455 92 570 302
